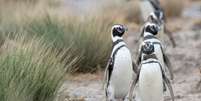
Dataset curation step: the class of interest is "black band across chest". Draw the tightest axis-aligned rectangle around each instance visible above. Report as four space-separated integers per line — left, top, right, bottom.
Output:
143 35 158 41
112 39 124 48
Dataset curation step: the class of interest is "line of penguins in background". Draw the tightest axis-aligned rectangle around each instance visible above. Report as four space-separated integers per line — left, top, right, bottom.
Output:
103 0 176 101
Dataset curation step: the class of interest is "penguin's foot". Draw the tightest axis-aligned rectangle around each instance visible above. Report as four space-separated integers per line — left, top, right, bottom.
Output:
124 97 132 101
106 98 117 101
124 96 135 101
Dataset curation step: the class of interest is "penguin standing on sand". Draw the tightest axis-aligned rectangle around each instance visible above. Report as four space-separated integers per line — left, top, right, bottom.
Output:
104 24 138 101
139 0 176 47
127 22 174 101
128 42 174 101
138 22 174 80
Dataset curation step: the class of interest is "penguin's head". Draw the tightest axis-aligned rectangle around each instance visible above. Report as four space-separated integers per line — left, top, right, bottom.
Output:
142 22 160 36
148 10 164 26
111 24 128 39
142 42 155 55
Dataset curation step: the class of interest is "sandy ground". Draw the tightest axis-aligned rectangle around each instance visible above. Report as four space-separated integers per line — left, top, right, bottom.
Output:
56 1 201 101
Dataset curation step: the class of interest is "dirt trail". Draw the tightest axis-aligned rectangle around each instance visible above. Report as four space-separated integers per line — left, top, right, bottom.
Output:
56 1 201 101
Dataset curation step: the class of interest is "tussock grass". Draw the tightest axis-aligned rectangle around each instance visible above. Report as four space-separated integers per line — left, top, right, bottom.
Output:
0 34 76 101
103 0 141 24
0 0 115 100
0 34 5 48
192 19 201 30
160 0 184 17
103 0 183 24
0 2 113 73
0 0 57 5
25 15 113 72
1 0 38 3
107 0 184 24
122 0 141 24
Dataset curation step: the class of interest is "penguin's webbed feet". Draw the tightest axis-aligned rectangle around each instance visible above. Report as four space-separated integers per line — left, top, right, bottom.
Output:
124 96 135 101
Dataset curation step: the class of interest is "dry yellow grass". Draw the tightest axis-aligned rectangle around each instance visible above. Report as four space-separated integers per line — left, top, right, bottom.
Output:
160 0 184 17
104 0 185 24
192 19 201 30
101 0 141 25
122 0 141 24
189 0 201 1
0 0 114 73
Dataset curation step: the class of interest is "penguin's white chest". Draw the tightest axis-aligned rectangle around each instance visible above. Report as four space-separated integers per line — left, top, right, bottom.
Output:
138 63 163 101
110 47 133 98
154 45 165 67
144 40 165 69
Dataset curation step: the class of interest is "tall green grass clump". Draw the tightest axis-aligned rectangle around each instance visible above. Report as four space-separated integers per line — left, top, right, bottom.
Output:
26 15 113 73
0 34 76 101
0 0 114 73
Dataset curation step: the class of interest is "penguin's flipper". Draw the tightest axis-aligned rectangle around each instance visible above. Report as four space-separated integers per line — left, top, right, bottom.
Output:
127 71 139 101
127 78 137 101
127 64 141 101
163 73 175 101
104 58 113 84
132 61 138 73
136 46 142 66
104 58 114 97
163 51 174 80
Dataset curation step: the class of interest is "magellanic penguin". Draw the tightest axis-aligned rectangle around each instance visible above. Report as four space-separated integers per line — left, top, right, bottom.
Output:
128 42 174 101
103 24 138 101
139 0 176 47
147 10 176 47
138 22 174 81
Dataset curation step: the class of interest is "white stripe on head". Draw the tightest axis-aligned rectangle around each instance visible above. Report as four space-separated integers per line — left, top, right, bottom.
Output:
111 25 123 31
144 22 156 28
150 12 157 20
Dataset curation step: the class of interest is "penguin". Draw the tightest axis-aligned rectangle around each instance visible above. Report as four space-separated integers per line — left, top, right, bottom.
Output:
128 42 174 101
139 0 176 47
147 10 176 47
138 22 174 81
103 24 138 101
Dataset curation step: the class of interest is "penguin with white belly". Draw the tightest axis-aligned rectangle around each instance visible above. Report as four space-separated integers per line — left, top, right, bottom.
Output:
128 42 174 101
104 24 138 101
138 22 174 81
